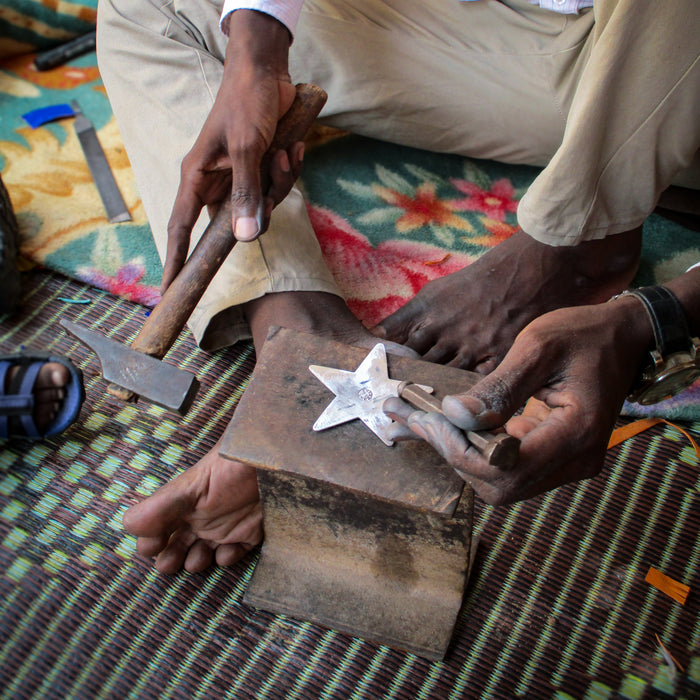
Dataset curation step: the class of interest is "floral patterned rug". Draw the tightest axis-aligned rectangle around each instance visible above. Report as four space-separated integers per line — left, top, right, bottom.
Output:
1 49 698 419
0 50 160 306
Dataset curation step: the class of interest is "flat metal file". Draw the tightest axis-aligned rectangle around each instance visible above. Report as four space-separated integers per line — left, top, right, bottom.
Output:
71 100 131 223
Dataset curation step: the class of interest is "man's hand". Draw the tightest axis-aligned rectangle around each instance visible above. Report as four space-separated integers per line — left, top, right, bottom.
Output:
161 10 301 292
385 298 653 505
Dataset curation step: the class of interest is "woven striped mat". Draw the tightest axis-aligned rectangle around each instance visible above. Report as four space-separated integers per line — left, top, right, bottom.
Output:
2 271 700 699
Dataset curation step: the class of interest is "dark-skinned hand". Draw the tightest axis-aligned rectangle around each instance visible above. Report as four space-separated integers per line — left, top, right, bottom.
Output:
384 297 652 505
161 10 303 292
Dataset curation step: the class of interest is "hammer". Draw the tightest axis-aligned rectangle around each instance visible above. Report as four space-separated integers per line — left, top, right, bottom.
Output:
61 84 328 414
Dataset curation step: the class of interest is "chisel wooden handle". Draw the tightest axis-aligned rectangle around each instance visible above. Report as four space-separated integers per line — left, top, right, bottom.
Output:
109 83 327 402
399 383 520 470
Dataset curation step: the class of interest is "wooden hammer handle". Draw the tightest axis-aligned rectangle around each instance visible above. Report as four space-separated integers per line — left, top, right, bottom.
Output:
399 383 520 471
132 83 327 360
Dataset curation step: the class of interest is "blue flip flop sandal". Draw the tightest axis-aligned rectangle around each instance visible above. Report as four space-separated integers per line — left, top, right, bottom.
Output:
0 353 85 439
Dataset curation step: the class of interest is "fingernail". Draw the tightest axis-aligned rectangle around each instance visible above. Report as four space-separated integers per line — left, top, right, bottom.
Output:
235 216 259 241
298 143 305 163
279 151 290 173
442 395 486 431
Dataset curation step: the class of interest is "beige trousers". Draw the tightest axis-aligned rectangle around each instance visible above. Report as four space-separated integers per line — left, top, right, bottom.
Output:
97 0 700 349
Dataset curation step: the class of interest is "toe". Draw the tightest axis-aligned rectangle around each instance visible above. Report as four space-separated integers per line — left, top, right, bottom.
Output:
155 528 198 574
422 340 471 367
373 298 427 346
473 357 499 375
215 543 252 567
35 363 70 390
122 483 194 538
136 535 170 557
184 540 215 573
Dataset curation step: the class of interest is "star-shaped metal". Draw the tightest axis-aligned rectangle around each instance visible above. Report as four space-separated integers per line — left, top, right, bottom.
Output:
309 343 432 446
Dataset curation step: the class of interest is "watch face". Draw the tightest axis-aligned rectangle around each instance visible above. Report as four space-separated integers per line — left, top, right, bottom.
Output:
635 364 700 405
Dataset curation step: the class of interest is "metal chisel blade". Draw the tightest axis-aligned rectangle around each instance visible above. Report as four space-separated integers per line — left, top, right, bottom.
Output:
71 100 131 223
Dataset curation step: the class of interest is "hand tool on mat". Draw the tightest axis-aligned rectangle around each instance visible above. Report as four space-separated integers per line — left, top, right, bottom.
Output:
61 83 328 414
71 100 132 224
310 342 519 470
34 30 97 71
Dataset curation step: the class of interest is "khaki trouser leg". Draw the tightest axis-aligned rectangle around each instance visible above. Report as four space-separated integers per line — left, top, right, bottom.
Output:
518 0 700 244
292 0 586 167
291 0 698 246
97 0 341 351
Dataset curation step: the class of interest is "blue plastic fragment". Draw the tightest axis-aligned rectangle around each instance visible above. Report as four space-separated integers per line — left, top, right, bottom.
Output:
57 297 92 305
22 103 75 128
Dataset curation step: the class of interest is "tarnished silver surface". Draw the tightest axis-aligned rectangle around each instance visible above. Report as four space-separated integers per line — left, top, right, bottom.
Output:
310 343 432 446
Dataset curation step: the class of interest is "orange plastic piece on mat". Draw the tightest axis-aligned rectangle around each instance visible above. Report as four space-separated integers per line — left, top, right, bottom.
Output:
645 566 690 604
608 418 700 459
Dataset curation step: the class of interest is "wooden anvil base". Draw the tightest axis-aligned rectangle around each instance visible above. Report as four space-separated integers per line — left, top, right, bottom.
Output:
220 328 478 660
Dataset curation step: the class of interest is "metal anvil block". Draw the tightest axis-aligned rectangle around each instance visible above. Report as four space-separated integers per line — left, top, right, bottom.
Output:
220 327 477 660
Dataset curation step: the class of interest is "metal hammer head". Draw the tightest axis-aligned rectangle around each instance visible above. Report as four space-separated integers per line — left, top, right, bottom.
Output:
60 319 200 415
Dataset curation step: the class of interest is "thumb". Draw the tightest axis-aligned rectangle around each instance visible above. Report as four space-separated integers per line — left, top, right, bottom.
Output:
442 347 548 432
230 148 264 242
232 80 297 242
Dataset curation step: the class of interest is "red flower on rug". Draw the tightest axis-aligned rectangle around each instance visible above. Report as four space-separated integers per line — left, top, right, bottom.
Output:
77 262 161 307
469 217 520 247
449 178 518 221
373 182 471 233
308 205 474 327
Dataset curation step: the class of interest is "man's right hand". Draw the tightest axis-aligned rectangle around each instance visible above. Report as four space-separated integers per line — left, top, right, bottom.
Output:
384 298 653 505
161 9 300 292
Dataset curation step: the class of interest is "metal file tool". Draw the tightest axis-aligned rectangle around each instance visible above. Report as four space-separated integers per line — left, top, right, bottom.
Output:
71 100 131 223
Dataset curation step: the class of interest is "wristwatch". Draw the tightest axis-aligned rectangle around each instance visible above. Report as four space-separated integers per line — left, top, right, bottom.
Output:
621 286 700 405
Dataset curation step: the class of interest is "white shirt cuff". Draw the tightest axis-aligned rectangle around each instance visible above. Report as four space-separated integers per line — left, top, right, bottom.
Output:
220 1 304 38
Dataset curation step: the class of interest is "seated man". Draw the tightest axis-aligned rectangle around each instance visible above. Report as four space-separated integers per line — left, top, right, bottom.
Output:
96 0 699 572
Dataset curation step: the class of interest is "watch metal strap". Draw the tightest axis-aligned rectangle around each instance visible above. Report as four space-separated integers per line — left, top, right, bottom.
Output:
624 286 691 357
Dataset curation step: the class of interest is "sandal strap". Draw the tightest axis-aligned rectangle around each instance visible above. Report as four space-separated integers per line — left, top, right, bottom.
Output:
17 361 43 438
0 352 84 440
0 358 43 439
0 360 35 415
0 361 12 438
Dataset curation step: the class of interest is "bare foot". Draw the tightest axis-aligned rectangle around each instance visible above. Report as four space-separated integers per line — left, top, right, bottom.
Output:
3 361 72 434
123 291 414 573
122 445 261 574
373 228 642 373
